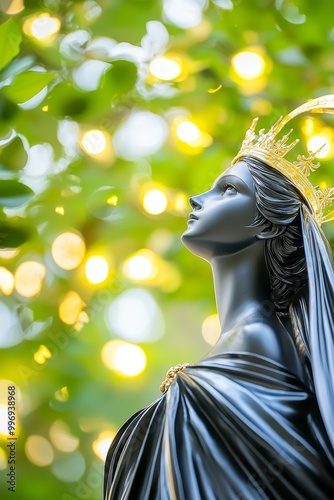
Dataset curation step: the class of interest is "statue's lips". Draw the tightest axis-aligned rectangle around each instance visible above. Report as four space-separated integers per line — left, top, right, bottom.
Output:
188 213 198 221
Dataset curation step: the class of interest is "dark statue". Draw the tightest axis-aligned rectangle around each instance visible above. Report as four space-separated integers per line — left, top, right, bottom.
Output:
104 96 334 499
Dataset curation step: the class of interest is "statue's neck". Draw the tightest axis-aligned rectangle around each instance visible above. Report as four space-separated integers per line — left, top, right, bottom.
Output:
210 242 273 333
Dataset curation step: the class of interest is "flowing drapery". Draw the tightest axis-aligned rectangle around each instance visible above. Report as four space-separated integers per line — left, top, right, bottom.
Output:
104 353 334 499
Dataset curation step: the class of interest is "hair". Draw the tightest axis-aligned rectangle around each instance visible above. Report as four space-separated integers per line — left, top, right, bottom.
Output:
243 157 334 454
243 156 308 315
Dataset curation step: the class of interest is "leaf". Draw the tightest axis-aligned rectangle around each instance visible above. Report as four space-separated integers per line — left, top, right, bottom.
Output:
101 61 137 98
2 71 56 104
0 19 22 71
0 221 32 248
47 83 90 118
0 179 34 207
0 136 27 171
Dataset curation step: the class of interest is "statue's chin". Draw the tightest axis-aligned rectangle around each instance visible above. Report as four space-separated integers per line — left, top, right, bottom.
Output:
181 232 211 262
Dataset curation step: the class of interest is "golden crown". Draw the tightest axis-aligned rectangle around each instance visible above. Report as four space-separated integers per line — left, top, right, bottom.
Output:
232 95 334 225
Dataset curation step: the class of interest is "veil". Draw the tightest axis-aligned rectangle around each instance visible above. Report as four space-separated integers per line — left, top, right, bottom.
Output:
292 206 334 456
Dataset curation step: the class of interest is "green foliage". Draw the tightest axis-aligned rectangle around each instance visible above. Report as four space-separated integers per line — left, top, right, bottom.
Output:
0 18 21 71
0 219 32 247
2 71 56 103
0 1 334 499
0 179 33 207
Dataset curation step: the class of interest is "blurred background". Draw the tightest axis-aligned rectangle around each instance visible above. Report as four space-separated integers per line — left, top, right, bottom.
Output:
0 0 334 498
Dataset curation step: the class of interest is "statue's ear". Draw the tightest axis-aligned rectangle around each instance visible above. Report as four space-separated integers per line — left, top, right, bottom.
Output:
256 222 286 240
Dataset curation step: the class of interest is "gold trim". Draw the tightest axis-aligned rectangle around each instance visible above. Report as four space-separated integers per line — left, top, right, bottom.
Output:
160 363 189 393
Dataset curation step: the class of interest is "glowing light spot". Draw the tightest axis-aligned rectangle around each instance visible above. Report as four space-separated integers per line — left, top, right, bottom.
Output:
107 195 118 206
59 291 85 325
55 206 64 215
176 121 200 143
123 250 157 281
42 105 49 112
0 249 19 260
174 192 188 213
74 311 89 332
106 288 164 342
92 430 116 461
113 111 168 161
34 345 52 365
51 232 86 270
208 84 222 94
23 14 61 41
49 420 79 453
81 130 106 155
202 314 221 345
149 56 183 81
143 189 168 215
0 267 14 295
0 447 7 470
307 134 330 159
25 435 54 467
80 129 114 164
14 261 46 298
101 340 147 377
4 0 24 15
55 386 69 402
85 256 109 284
232 51 265 80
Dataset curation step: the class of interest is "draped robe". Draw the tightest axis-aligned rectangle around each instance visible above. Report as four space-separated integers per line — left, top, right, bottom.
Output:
104 352 334 499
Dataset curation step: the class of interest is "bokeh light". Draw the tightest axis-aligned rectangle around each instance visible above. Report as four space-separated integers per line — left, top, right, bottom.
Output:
49 420 79 453
81 130 106 155
55 386 69 402
59 291 85 325
106 288 164 342
176 121 200 143
34 345 52 365
14 261 46 298
51 232 86 270
25 435 54 467
307 129 334 159
107 195 118 206
113 111 168 161
55 206 65 215
85 256 109 284
0 447 7 470
73 311 90 332
23 14 61 41
202 314 221 346
123 250 158 281
80 129 114 164
175 119 212 149
101 340 147 376
232 50 266 80
0 249 19 260
3 0 24 15
149 55 183 81
0 267 15 295
142 188 168 215
92 430 116 461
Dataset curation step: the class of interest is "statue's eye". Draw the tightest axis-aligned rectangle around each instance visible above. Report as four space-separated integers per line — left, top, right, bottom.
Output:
222 184 237 194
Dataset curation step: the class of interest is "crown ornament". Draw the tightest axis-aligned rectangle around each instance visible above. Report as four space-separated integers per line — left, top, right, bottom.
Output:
232 95 334 225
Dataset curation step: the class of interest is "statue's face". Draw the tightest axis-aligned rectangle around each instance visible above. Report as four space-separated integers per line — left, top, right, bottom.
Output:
181 161 264 260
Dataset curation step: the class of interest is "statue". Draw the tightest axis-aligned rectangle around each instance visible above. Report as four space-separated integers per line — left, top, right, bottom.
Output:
104 96 334 499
